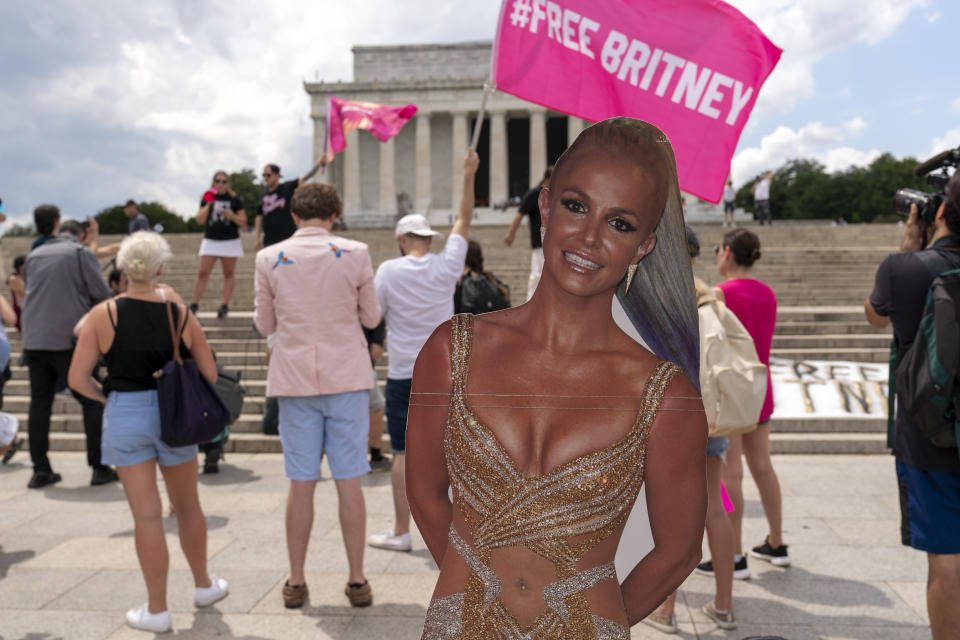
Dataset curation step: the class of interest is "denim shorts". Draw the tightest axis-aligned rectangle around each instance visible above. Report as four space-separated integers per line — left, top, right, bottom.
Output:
102 390 198 468
369 365 385 413
706 436 729 457
385 378 412 454
278 390 370 481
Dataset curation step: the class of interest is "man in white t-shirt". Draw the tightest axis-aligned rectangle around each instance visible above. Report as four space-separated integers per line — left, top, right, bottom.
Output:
752 172 773 225
368 149 479 552
722 180 736 227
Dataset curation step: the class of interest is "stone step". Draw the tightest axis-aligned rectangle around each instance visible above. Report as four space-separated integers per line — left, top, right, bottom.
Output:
768 432 888 454
770 347 889 363
776 306 867 322
771 334 891 349
775 321 890 336
770 417 885 433
0 224 909 457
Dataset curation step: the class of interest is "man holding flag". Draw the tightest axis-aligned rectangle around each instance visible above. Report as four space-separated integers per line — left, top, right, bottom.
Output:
257 99 416 437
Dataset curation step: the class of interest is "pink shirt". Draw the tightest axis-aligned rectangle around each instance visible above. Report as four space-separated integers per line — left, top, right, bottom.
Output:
717 278 777 423
254 227 381 397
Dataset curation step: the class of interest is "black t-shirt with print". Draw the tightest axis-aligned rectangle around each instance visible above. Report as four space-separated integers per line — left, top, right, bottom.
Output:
257 180 299 247
200 193 244 240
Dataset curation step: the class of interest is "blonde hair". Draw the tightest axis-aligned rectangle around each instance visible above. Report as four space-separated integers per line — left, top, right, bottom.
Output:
117 231 171 283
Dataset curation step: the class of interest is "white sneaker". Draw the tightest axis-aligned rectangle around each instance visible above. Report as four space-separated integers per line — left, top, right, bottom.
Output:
126 604 172 632
367 527 412 551
194 575 229 607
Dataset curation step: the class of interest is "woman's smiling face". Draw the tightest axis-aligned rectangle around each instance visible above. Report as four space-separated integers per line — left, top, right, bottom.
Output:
538 145 664 298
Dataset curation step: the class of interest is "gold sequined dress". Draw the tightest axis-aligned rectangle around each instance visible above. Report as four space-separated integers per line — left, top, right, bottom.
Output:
421 314 679 640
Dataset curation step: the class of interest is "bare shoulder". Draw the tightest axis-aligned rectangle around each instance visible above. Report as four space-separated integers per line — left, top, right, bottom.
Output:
90 297 115 318
658 369 703 416
157 284 184 304
609 331 700 412
83 298 116 332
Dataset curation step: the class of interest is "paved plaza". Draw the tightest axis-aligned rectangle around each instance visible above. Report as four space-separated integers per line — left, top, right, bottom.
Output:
0 452 932 639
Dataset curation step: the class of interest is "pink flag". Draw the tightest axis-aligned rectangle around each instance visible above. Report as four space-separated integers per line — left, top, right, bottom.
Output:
493 0 781 203
323 97 418 164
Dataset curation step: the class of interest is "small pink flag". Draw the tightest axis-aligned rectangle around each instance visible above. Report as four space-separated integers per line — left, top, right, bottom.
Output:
322 96 418 165
721 481 735 513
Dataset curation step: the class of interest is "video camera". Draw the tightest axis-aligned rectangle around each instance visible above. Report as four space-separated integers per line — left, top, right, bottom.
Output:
894 146 960 231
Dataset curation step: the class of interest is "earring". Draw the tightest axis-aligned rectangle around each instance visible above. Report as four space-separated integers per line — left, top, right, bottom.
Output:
624 263 638 292
540 226 546 241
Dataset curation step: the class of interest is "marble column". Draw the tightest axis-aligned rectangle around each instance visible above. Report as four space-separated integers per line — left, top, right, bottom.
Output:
379 136 396 213
489 111 508 206
529 110 547 186
567 115 584 149
343 128 361 215
451 111 468 212
310 115 330 184
415 113 432 212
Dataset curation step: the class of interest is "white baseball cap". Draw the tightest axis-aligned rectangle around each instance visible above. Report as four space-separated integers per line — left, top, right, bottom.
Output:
395 214 441 238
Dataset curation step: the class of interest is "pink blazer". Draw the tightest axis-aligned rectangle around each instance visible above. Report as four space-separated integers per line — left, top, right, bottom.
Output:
254 226 381 397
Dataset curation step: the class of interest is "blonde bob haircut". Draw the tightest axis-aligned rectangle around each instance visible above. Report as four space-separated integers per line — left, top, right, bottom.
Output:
117 231 171 283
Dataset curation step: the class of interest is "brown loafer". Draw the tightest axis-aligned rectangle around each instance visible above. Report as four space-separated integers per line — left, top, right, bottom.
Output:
345 580 372 607
282 581 308 609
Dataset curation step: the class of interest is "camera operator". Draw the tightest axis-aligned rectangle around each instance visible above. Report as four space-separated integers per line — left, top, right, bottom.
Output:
864 171 960 640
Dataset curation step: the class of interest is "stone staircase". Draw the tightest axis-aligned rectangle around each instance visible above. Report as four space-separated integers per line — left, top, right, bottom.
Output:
0 222 904 456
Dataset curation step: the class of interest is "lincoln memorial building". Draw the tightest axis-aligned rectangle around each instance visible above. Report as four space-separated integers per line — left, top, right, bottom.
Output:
304 41 586 224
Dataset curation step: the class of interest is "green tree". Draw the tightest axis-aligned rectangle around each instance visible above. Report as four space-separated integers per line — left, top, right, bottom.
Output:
3 223 36 237
840 154 931 222
734 153 934 222
94 201 203 234
228 169 261 225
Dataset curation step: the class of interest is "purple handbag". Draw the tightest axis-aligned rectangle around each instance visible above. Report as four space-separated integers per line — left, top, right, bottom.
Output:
156 303 229 447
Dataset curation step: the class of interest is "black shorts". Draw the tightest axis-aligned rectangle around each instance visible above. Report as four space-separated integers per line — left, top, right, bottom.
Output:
385 378 412 454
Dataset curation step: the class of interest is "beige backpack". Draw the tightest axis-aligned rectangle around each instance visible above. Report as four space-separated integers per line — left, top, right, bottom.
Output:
696 280 768 437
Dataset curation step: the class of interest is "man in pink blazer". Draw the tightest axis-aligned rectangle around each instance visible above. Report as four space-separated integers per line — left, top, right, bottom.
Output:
254 182 381 609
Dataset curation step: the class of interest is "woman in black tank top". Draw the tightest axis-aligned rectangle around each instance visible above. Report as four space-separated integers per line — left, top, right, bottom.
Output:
68 231 229 632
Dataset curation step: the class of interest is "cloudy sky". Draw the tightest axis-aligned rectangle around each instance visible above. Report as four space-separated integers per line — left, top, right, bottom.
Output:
1 0 957 226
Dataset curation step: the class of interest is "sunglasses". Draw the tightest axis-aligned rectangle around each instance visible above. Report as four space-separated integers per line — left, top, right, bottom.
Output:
262 173 273 178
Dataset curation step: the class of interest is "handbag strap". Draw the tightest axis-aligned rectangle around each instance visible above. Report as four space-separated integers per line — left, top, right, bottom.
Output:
165 302 185 365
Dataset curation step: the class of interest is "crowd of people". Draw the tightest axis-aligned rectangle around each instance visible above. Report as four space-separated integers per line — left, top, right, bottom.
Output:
1 118 956 639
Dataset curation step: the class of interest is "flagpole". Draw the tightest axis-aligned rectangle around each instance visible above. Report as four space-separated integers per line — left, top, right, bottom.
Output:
321 93 331 176
470 83 491 150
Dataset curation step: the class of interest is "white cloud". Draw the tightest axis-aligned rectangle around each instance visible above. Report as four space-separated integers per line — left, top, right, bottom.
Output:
844 116 867 135
951 98 960 115
725 0 926 112
732 120 881 184
926 129 960 161
928 11 941 23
